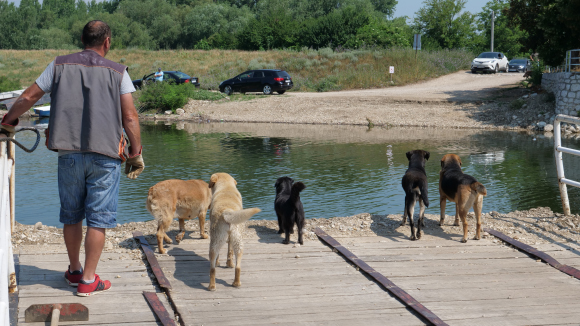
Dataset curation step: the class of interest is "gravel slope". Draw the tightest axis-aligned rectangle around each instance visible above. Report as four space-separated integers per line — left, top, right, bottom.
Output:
179 71 528 128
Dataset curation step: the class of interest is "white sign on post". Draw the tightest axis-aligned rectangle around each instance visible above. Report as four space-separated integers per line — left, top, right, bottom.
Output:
413 34 421 51
389 66 394 74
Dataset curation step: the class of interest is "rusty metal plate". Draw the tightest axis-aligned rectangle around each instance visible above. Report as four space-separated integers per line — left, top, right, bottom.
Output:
314 227 448 326
143 292 176 326
485 228 580 280
133 231 172 290
25 303 89 322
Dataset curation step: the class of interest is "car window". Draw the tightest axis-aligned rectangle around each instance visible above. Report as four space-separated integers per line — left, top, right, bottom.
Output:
240 72 254 79
274 71 291 78
264 71 273 77
477 52 500 59
172 71 190 78
254 71 264 78
165 73 177 80
144 73 154 80
510 60 527 64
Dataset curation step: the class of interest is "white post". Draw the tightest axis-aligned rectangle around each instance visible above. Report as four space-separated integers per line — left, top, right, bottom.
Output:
0 141 9 326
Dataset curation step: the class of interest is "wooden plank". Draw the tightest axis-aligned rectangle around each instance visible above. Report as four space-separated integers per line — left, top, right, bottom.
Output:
134 231 172 289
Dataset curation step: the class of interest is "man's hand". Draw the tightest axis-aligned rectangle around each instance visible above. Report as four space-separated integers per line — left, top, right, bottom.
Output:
125 154 145 179
0 117 18 138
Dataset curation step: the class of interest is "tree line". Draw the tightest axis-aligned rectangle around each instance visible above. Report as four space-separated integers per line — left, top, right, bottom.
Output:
0 0 577 66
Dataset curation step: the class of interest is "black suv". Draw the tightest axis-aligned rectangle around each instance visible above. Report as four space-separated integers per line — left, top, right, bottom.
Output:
219 69 293 95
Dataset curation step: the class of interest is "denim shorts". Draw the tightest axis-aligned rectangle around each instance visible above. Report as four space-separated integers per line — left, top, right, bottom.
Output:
58 152 121 228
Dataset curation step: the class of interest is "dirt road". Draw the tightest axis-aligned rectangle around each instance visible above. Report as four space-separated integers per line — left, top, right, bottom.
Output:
182 70 526 128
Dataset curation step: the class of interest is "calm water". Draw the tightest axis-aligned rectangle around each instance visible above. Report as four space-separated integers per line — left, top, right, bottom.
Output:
14 120 580 226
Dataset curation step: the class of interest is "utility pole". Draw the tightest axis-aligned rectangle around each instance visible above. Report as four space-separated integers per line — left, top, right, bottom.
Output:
491 11 495 52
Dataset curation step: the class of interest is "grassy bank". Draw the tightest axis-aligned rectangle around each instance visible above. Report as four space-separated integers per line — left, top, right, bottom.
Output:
0 48 473 92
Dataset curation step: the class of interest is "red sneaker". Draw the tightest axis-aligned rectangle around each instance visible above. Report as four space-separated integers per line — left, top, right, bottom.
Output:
76 274 111 297
64 266 83 287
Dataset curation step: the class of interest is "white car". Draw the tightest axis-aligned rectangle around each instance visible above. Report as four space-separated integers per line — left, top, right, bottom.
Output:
471 52 509 74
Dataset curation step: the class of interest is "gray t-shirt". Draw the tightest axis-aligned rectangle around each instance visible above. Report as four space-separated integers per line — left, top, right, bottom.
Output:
36 60 136 156
36 60 136 94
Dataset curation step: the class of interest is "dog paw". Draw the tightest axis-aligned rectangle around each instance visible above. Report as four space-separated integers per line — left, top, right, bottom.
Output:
165 238 173 244
277 229 284 234
226 260 234 268
474 236 481 240
461 238 468 243
400 222 406 226
158 248 167 254
208 284 216 291
282 240 290 244
298 240 304 245
416 233 422 240
410 235 417 241
232 281 241 288
175 238 182 244
200 233 209 239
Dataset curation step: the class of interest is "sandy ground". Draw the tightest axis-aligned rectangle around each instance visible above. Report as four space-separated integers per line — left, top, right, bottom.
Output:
176 71 529 128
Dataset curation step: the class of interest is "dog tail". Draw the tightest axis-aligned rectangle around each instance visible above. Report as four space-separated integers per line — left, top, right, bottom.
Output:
418 183 429 207
291 182 306 200
223 207 262 225
471 182 487 196
145 186 155 213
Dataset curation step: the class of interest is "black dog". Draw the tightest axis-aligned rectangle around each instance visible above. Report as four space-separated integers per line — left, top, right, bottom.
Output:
401 150 430 240
274 177 306 245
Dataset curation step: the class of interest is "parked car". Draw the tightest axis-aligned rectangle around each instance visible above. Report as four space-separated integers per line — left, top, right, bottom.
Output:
132 71 200 89
471 52 509 74
508 58 532 72
219 69 293 95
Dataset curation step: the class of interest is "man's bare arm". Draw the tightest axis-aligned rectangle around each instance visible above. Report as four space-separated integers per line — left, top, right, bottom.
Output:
3 83 46 124
120 93 141 156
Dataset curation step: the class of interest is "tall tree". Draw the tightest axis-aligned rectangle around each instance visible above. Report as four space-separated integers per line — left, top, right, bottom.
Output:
507 0 580 66
475 0 526 58
413 0 477 49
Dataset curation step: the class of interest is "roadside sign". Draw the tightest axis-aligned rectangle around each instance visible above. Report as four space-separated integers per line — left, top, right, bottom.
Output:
389 66 394 74
413 34 421 51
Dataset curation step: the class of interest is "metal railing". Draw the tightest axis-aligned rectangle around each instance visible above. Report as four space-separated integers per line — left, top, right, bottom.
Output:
0 140 15 326
565 49 580 73
554 114 580 215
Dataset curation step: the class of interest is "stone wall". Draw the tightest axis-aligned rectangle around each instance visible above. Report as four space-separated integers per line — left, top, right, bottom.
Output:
542 72 580 116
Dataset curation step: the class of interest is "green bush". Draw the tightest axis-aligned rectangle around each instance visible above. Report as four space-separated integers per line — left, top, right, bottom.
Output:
0 76 20 92
527 61 543 86
136 82 224 113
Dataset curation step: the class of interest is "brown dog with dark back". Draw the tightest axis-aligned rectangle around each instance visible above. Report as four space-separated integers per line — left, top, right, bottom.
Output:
146 179 212 254
439 154 487 242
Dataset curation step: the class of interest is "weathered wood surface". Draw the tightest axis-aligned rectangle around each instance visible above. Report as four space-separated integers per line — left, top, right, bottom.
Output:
16 245 173 325
154 234 580 326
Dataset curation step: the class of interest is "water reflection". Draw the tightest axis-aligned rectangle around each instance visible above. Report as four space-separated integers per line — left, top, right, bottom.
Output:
13 120 580 226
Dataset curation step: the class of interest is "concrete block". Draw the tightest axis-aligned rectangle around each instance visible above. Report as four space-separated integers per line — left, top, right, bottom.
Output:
571 84 580 92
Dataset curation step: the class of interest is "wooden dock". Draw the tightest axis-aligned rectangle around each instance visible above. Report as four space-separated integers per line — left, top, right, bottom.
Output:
14 229 580 325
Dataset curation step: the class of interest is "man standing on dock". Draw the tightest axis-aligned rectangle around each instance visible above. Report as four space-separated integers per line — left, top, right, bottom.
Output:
0 20 145 296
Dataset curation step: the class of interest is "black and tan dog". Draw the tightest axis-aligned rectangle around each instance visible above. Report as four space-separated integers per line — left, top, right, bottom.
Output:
401 150 430 240
274 177 306 245
439 154 487 243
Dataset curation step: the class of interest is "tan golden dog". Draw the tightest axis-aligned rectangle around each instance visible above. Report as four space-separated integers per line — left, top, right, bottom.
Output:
146 179 212 254
207 173 261 291
439 154 487 243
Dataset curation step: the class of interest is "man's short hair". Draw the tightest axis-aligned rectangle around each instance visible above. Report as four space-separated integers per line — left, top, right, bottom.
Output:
82 20 111 47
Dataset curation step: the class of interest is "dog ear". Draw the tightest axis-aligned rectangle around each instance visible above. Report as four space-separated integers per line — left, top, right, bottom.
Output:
424 151 430 160
208 174 218 188
441 157 445 168
406 151 412 161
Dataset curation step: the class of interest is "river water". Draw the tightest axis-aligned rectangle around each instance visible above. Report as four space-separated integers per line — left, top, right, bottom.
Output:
14 120 580 226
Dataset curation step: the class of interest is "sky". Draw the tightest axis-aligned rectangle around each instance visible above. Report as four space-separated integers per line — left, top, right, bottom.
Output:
7 0 488 18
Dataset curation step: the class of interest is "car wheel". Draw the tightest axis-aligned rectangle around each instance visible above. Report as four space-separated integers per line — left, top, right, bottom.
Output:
263 85 272 95
224 85 233 96
471 69 477 74
278 90 286 94
494 64 499 74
